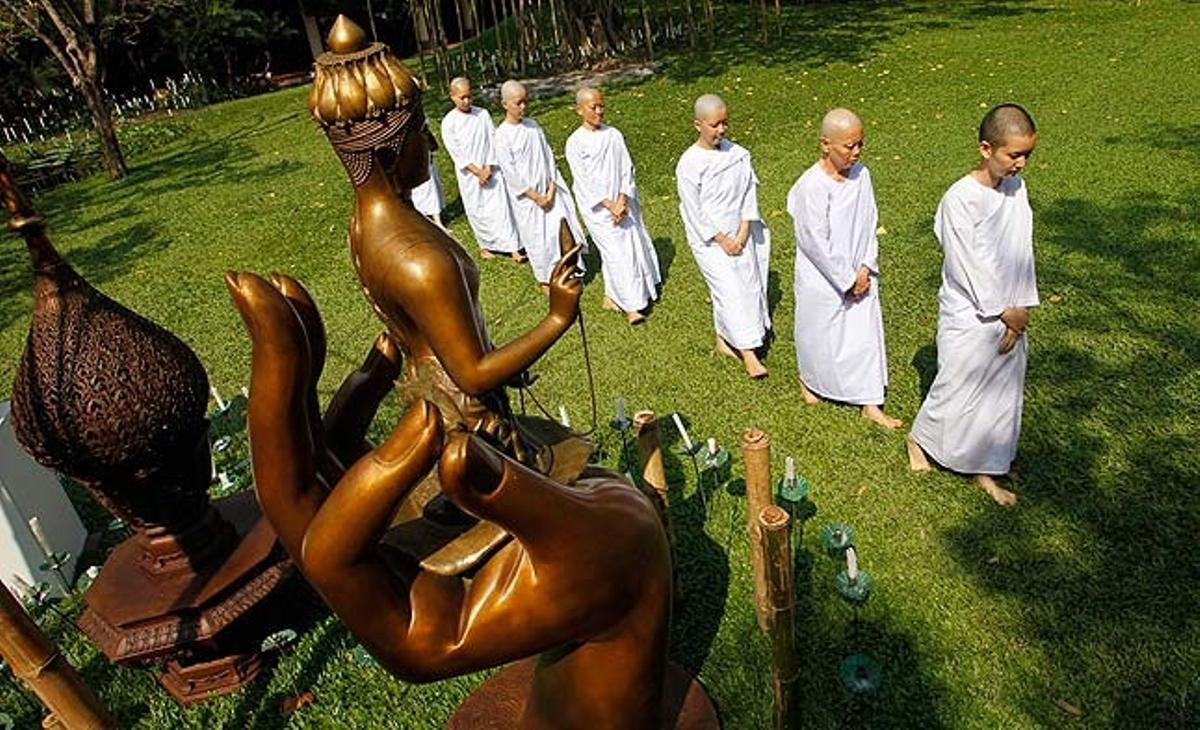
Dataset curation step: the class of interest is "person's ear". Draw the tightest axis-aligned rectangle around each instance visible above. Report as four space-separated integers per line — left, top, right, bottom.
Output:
979 140 993 159
693 118 702 134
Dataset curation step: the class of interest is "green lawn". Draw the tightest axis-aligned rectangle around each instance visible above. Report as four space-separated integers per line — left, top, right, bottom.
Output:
2 1 1198 727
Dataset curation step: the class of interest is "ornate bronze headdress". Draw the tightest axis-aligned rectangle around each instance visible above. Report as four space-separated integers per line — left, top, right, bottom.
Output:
308 16 422 186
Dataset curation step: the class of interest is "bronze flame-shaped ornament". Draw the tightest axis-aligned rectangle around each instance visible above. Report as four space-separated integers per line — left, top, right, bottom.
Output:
1 152 300 704
226 16 717 727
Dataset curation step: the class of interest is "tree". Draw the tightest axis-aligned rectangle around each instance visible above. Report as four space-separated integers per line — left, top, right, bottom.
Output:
0 0 126 178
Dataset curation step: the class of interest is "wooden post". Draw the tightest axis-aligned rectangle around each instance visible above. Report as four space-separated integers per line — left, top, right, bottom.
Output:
740 428 772 631
633 411 668 502
760 505 797 730
0 583 114 729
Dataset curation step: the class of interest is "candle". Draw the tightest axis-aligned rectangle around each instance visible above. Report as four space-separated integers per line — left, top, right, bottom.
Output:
219 471 234 490
210 385 226 410
240 386 250 398
28 517 54 557
785 456 796 482
707 437 718 456
558 405 570 428
672 413 694 452
846 546 859 582
615 397 626 423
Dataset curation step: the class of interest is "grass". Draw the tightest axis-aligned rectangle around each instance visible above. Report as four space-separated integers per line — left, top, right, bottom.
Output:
1 0 1198 727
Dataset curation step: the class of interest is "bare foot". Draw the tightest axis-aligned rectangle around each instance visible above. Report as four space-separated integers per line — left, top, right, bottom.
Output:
626 311 646 325
741 349 768 379
539 283 550 296
511 251 528 263
715 336 740 361
480 248 497 259
862 404 903 429
801 383 821 405
602 296 621 312
975 474 1017 507
906 434 932 472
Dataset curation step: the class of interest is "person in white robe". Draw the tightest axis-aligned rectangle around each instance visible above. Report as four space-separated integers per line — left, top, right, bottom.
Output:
411 119 445 227
676 94 771 379
493 80 586 288
908 103 1040 507
439 77 524 260
789 108 902 429
565 87 660 324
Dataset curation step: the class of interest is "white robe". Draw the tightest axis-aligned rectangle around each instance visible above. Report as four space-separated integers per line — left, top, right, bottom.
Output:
565 124 661 312
910 174 1040 475
494 118 586 283
676 140 771 350
411 150 444 218
440 107 520 252
788 162 887 405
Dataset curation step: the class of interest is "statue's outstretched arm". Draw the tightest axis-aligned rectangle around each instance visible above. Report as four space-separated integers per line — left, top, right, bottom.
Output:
389 238 584 397
321 332 404 468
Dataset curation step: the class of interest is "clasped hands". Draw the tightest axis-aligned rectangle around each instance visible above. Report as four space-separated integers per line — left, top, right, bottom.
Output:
525 181 557 211
715 221 751 256
601 194 629 225
844 265 872 299
998 307 1030 355
473 165 493 188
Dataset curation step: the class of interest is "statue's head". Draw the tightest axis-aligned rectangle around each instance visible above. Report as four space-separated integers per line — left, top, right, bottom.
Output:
309 16 429 190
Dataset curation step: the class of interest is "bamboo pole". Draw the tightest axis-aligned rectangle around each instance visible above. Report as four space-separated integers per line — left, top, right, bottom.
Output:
0 583 114 729
740 428 773 632
760 505 798 730
633 411 668 501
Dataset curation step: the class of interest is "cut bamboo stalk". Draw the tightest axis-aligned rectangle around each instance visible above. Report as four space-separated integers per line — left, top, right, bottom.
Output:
633 411 668 500
760 505 797 730
740 428 772 631
0 582 114 729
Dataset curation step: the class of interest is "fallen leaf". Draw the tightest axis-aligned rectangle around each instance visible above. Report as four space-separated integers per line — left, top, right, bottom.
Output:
876 226 888 236
279 691 315 716
1054 699 1082 717
856 484 869 496
1049 294 1063 303
770 209 785 218
986 556 1000 565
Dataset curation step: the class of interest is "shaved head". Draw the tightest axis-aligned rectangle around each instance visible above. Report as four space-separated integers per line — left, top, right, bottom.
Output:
821 107 863 140
979 103 1036 145
694 94 727 121
501 79 527 103
449 76 470 93
576 86 602 107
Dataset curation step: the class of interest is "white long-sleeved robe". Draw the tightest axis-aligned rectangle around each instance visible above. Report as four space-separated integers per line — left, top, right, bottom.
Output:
676 140 771 349
788 162 888 405
565 124 660 312
910 174 1040 475
494 117 586 283
440 106 520 252
411 150 444 218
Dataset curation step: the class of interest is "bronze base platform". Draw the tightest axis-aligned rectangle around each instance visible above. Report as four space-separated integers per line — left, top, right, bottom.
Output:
448 659 720 729
158 652 264 704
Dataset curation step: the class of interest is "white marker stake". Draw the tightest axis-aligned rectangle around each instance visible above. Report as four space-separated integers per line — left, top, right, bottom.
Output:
707 437 718 456
672 413 693 451
616 397 627 423
846 546 859 582
28 517 54 557
559 405 571 428
210 385 226 410
785 456 796 482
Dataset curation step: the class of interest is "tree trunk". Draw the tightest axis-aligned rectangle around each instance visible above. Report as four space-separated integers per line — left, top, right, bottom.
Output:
78 77 125 179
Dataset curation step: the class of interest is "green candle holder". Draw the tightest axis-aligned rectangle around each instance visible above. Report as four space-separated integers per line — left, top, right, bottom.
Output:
260 628 298 654
820 523 855 559
839 653 881 695
835 569 873 605
777 474 810 503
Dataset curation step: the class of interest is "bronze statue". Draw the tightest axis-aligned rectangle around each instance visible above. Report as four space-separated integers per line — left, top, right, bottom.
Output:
0 152 297 704
226 16 716 727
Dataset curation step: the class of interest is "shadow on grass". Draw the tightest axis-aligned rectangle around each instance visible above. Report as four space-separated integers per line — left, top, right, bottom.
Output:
940 189 1200 725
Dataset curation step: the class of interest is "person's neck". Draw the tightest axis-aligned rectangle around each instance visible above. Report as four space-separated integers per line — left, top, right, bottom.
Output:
505 115 523 125
695 137 720 150
971 166 1004 189
582 121 602 131
456 105 472 114
818 156 850 181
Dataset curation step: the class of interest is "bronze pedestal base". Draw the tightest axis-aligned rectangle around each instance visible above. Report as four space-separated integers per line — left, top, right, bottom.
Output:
78 491 296 705
448 659 720 729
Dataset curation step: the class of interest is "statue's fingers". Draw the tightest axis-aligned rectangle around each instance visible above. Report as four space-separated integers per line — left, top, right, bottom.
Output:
225 271 307 354
271 273 327 383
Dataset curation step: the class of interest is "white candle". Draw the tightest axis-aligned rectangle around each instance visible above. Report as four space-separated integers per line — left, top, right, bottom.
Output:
672 413 694 451
28 517 54 557
240 386 250 398
615 397 626 422
219 471 233 490
210 385 226 410
785 456 796 482
707 437 718 456
558 405 570 428
846 546 859 582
